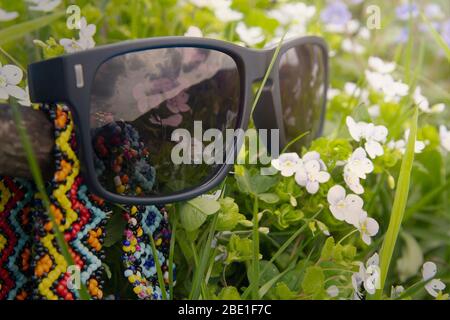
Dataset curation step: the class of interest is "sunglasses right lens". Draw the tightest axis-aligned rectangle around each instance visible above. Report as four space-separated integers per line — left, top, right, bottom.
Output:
89 47 241 198
279 43 327 150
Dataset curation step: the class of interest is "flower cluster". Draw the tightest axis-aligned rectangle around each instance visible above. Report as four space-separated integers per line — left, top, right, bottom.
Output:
271 151 330 194
60 17 96 53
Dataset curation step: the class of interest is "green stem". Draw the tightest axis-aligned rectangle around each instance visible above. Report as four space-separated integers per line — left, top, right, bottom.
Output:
337 229 358 245
251 195 260 300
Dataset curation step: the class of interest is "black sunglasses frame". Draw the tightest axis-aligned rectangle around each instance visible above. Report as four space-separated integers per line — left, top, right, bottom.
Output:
28 35 328 205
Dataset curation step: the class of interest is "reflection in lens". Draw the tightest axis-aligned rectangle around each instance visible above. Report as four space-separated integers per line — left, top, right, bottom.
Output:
279 43 326 150
90 47 240 198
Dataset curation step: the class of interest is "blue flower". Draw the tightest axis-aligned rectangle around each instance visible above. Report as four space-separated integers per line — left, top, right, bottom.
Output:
396 27 409 43
320 1 351 26
441 20 450 47
395 3 419 21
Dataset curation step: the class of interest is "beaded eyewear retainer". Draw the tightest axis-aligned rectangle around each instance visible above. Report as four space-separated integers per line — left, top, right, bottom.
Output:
28 36 329 205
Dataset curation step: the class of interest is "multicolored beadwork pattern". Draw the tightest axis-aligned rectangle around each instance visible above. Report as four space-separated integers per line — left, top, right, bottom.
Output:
92 119 171 299
0 177 34 300
0 104 173 300
122 205 171 299
30 105 108 300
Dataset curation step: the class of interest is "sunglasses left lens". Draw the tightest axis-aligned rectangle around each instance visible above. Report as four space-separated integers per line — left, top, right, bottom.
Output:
278 43 327 150
89 47 241 199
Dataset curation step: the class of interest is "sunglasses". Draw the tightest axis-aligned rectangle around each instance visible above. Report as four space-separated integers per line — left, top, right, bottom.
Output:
28 36 328 205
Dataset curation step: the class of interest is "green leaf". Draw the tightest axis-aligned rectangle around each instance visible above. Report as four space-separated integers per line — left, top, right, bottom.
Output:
272 204 304 230
0 11 65 45
396 232 423 282
218 287 241 300
301 266 325 295
342 244 357 261
234 165 278 195
258 193 280 204
103 209 127 247
225 234 255 264
274 282 296 299
217 197 245 231
179 197 220 231
320 237 335 261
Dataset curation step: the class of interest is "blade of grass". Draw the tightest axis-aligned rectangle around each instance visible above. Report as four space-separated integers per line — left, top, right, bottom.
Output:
149 233 168 300
421 14 450 62
250 195 260 300
10 99 90 300
189 211 219 299
374 106 419 299
168 215 177 300
250 34 286 116
0 11 65 45
281 131 310 153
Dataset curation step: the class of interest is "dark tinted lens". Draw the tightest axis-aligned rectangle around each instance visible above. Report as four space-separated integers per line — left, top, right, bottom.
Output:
90 47 240 197
279 43 326 150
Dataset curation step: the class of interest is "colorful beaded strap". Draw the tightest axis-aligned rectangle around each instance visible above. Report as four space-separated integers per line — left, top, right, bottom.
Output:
0 104 172 300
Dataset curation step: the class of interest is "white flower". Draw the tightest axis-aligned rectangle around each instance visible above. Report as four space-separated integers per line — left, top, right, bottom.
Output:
391 285 405 298
302 151 327 170
422 261 438 281
327 185 362 226
326 285 339 298
268 2 316 26
271 153 302 177
0 63 24 100
325 19 360 34
17 86 31 107
0 8 18 21
422 262 446 298
365 70 409 103
187 0 210 7
341 38 365 54
356 211 379 245
343 148 374 194
295 159 330 194
214 4 243 22
184 26 203 37
60 17 96 53
413 86 445 114
352 263 365 300
27 0 61 12
352 253 380 298
368 56 396 74
413 86 429 112
346 116 388 159
387 129 426 154
425 279 446 298
368 104 380 118
357 27 371 40
327 87 341 100
236 22 264 46
439 125 450 152
344 82 369 104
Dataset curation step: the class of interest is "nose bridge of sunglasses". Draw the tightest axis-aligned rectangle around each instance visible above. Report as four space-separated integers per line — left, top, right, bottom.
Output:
252 85 286 155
